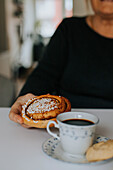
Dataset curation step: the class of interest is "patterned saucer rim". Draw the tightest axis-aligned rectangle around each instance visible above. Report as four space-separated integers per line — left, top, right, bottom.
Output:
42 135 113 165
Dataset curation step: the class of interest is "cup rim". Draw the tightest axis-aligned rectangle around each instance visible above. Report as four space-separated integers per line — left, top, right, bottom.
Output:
56 111 99 128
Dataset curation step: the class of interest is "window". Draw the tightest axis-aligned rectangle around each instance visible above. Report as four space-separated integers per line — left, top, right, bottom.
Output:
35 0 73 38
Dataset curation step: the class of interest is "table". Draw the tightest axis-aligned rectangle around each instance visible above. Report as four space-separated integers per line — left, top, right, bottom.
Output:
0 108 113 170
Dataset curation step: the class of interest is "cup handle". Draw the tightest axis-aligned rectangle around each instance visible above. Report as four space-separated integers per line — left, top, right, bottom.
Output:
47 121 60 140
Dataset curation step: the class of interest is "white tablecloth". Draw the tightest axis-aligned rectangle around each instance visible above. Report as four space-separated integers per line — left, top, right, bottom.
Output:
0 108 113 170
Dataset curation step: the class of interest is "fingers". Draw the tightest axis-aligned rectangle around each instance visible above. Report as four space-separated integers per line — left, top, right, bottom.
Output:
9 93 36 127
17 93 36 105
9 103 23 124
21 124 32 128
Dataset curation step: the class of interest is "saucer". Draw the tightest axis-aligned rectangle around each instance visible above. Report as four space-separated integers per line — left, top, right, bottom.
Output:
42 135 113 164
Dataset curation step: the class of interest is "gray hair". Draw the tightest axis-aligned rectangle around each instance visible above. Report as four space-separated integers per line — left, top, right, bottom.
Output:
85 0 94 15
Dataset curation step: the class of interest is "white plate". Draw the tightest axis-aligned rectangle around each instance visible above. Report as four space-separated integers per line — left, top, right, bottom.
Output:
42 135 113 164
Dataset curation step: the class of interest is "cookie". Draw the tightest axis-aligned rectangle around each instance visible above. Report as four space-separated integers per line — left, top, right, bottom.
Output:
86 140 113 162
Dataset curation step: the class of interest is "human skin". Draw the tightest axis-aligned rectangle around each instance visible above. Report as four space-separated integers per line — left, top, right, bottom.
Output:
9 93 35 128
86 0 113 38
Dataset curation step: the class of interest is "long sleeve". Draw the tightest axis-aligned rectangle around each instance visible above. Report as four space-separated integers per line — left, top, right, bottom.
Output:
19 19 68 96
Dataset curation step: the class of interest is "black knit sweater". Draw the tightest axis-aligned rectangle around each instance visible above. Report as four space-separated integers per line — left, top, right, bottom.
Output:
19 17 113 108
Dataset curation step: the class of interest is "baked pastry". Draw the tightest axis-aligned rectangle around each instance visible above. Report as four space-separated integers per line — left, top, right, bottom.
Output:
86 140 113 162
21 94 71 128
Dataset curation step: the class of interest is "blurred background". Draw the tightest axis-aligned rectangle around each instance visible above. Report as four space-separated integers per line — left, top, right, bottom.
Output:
0 0 93 107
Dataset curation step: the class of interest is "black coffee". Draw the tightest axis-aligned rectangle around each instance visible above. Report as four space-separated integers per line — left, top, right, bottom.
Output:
62 119 94 126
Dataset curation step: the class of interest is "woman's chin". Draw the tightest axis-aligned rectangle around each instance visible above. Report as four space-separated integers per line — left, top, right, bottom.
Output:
98 10 113 19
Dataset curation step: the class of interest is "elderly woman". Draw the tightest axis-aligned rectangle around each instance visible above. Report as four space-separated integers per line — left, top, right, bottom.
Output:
9 0 113 127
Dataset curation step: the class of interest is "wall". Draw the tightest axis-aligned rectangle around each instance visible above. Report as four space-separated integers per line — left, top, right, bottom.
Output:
0 51 11 78
0 0 21 78
0 0 8 52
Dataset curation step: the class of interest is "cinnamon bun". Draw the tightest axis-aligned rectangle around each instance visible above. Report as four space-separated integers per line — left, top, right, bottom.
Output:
21 94 71 128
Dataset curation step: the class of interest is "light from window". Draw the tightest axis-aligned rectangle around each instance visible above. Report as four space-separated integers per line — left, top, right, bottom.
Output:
35 0 73 37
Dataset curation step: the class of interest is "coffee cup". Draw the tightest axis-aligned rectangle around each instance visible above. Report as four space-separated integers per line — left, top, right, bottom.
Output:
47 112 99 156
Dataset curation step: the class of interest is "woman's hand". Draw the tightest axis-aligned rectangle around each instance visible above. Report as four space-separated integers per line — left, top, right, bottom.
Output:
9 93 36 128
